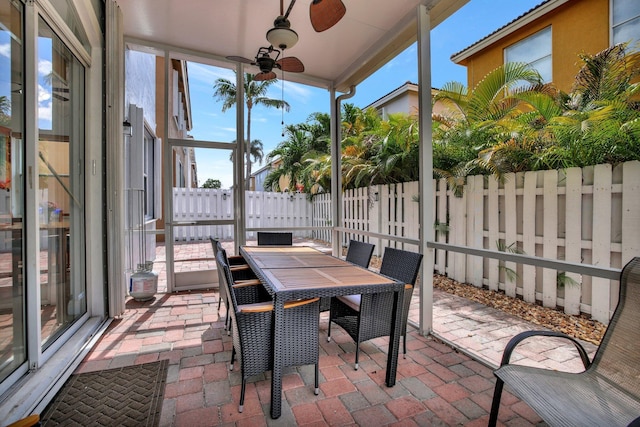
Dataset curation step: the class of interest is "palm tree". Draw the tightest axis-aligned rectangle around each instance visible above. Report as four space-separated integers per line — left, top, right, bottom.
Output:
543 43 640 167
229 139 264 167
213 73 289 189
264 124 312 192
0 96 10 126
432 62 547 182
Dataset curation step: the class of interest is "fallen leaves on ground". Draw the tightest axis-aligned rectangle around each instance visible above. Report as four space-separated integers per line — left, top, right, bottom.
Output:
433 274 606 345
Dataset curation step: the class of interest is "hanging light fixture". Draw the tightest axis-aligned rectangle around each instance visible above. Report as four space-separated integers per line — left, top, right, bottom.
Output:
266 16 299 50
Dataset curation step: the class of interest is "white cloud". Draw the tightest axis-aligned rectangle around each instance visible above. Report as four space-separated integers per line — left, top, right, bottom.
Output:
0 43 10 58
38 59 52 77
38 84 51 102
284 81 311 98
188 62 235 83
38 100 52 127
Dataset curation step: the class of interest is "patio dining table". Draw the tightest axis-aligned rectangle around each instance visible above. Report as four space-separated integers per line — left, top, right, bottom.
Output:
240 245 406 419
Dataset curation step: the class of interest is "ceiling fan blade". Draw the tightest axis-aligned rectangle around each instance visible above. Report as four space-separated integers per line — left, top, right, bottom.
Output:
254 71 277 81
276 56 305 73
226 55 255 65
309 0 346 32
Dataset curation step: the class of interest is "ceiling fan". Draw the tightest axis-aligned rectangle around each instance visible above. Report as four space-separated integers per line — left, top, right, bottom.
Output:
227 46 304 81
266 0 346 38
225 0 345 79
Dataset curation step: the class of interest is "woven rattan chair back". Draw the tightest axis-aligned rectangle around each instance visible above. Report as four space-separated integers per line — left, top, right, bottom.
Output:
328 247 422 369
211 237 231 329
379 247 423 287
345 240 375 268
257 231 293 246
217 250 321 412
319 240 376 312
590 257 640 398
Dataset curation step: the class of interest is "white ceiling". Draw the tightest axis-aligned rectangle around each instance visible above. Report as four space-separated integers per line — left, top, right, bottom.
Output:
116 0 468 92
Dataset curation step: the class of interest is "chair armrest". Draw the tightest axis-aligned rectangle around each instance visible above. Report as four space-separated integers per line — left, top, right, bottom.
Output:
238 301 274 313
232 279 262 288
284 297 320 309
238 297 320 313
500 330 592 369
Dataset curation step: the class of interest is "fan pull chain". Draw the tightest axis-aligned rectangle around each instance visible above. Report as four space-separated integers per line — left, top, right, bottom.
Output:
281 63 285 137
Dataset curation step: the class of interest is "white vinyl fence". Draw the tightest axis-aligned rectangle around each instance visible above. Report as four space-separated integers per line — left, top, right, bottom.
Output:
438 161 639 323
171 161 640 323
172 188 313 241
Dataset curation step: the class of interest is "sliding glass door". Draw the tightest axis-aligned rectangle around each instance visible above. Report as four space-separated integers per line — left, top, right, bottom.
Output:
0 0 87 390
37 15 86 349
0 0 26 385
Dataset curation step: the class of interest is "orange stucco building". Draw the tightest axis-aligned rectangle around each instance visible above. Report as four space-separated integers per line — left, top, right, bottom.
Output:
452 0 614 93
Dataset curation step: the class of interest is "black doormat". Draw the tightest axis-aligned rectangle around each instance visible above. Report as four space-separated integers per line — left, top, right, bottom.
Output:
41 360 168 427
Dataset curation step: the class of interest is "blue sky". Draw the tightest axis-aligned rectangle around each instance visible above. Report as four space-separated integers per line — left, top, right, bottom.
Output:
187 0 541 188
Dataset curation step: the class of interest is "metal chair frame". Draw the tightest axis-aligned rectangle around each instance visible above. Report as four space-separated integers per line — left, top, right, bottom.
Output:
489 257 640 427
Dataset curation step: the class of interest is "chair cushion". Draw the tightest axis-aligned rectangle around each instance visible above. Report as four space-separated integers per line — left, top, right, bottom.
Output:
337 294 361 312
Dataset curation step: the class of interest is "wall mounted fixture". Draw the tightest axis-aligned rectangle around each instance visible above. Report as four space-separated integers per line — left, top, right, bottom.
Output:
123 120 132 136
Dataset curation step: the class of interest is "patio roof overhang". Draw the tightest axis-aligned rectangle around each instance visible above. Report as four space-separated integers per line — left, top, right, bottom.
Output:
116 0 469 92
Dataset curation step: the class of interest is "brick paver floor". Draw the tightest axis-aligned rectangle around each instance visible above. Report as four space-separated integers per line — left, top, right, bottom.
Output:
79 293 545 426
75 240 599 425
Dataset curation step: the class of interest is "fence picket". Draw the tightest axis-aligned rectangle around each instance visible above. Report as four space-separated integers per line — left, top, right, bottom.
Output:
542 170 558 308
451 183 466 283
436 178 447 274
622 161 640 264
487 176 499 291
467 175 484 287
564 168 582 315
591 164 612 322
504 173 517 298
522 171 537 303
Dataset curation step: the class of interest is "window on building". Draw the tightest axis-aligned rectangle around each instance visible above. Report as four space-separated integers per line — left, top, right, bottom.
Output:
613 0 640 46
505 26 552 83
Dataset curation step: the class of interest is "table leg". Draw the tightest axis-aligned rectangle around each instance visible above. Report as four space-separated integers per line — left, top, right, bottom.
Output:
385 289 404 387
271 297 285 419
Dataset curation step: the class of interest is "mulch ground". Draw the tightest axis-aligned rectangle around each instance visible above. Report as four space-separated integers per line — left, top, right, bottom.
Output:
347 248 606 346
433 274 606 345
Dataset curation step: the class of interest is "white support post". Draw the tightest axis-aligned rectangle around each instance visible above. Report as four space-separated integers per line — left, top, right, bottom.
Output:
417 4 434 335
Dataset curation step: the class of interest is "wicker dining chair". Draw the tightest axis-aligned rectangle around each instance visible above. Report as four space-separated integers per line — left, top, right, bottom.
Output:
211 237 254 279
345 239 375 268
210 238 270 334
257 231 293 246
327 247 423 369
217 251 320 413
488 257 640 427
319 240 375 312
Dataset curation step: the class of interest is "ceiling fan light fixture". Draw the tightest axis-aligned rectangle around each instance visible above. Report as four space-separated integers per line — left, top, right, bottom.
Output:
310 0 346 32
266 18 299 50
